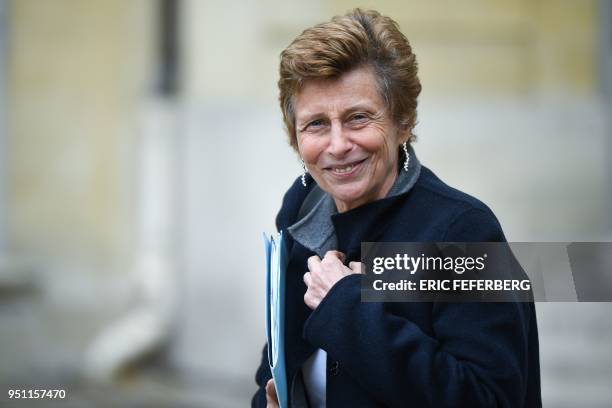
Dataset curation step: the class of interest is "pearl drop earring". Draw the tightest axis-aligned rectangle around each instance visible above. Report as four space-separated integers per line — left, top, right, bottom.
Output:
301 159 307 187
402 142 410 172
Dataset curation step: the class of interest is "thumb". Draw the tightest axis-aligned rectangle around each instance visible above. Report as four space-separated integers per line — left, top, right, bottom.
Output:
349 261 363 274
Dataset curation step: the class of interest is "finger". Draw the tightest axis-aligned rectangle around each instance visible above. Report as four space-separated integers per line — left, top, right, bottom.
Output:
324 250 346 263
303 271 312 286
307 255 321 272
304 291 316 309
349 261 363 274
266 379 278 404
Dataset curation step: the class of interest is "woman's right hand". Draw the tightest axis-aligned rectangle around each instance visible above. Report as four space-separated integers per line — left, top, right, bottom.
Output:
266 379 279 407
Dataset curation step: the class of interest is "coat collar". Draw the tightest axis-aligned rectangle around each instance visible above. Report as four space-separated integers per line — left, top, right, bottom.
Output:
287 145 422 257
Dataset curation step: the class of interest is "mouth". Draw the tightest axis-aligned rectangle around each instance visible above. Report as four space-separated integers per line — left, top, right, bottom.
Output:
325 158 368 177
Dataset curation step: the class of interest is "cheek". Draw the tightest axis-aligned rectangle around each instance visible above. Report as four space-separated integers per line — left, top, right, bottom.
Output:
355 131 395 162
298 136 327 164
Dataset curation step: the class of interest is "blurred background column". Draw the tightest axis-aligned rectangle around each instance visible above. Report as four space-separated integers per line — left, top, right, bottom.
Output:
0 0 6 251
84 0 181 380
601 0 612 231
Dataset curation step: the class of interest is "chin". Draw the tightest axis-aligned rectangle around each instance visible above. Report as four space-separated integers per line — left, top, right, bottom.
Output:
328 183 367 206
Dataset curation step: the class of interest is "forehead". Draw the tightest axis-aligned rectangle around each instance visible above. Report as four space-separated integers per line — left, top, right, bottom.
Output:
293 66 384 117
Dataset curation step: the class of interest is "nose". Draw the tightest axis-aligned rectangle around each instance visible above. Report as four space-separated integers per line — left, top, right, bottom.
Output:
328 120 352 157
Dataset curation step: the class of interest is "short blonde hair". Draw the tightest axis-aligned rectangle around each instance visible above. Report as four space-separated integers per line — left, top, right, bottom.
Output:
279 8 422 152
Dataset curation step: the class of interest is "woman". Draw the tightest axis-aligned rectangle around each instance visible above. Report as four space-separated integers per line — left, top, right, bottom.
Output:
253 9 541 408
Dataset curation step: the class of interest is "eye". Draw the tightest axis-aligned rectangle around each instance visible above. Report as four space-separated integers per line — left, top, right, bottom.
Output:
303 118 325 131
349 113 369 124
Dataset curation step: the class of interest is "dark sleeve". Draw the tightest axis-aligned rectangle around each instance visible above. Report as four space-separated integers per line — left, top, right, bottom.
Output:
443 207 506 242
303 208 534 407
251 343 272 408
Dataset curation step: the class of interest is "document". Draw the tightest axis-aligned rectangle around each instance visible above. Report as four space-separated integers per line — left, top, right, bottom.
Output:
264 231 289 408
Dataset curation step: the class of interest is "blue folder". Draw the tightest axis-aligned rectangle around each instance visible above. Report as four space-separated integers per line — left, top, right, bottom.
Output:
264 231 289 408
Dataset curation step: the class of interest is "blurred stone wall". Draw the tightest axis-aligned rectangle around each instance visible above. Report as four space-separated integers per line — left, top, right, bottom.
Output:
336 0 597 95
7 0 153 267
3 0 156 382
2 0 610 407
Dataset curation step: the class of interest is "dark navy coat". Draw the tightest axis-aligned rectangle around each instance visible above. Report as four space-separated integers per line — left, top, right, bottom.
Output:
252 166 541 407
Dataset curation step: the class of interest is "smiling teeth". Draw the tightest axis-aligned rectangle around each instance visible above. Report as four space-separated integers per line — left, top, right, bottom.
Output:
333 165 354 173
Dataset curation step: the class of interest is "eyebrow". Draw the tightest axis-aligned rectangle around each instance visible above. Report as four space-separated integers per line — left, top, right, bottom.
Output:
296 102 380 128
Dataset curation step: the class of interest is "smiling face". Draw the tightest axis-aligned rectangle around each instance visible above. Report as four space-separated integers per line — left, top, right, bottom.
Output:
294 65 408 212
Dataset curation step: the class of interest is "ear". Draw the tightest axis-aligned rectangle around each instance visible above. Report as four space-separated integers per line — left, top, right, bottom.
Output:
397 120 411 145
